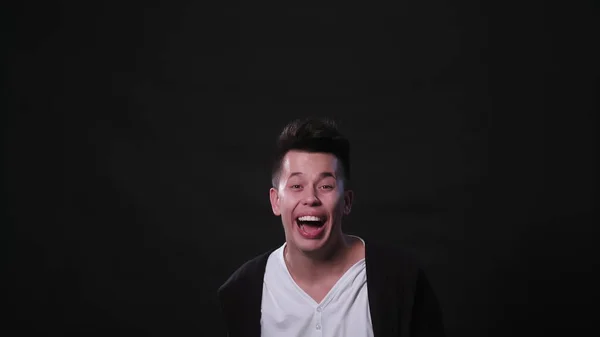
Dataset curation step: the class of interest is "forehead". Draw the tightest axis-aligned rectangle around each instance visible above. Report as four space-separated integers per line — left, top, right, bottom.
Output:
281 150 340 175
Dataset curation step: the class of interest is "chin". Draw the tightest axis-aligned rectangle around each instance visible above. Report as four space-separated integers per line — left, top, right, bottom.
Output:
294 237 328 253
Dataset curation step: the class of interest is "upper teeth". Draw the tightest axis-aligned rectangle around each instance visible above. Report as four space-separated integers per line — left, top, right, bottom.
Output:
298 215 323 221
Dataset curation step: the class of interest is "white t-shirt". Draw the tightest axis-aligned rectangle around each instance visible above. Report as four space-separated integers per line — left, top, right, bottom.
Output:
260 238 374 337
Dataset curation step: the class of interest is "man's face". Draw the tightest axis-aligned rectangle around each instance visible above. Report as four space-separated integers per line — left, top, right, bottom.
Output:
269 150 353 254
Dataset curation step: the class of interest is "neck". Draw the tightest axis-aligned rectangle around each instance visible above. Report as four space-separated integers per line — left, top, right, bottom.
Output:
284 233 355 283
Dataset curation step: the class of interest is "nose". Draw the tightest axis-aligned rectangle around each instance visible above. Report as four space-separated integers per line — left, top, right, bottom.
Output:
302 189 321 206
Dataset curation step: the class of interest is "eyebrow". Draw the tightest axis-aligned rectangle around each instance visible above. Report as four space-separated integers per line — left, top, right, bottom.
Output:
288 172 336 180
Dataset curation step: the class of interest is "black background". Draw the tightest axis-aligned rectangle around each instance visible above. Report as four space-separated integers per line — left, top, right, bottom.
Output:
3 1 597 336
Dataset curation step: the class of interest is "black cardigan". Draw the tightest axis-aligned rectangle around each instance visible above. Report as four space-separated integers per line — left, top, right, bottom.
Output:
217 239 445 337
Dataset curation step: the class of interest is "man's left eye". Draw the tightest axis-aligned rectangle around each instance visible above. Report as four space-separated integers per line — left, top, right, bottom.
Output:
321 185 333 189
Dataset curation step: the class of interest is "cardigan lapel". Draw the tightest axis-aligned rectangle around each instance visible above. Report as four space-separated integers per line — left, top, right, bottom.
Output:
221 249 274 337
365 240 400 337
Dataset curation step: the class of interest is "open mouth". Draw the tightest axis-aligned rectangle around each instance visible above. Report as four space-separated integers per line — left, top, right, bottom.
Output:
295 215 327 238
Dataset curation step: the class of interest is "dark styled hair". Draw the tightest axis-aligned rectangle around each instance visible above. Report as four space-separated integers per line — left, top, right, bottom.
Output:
271 117 351 188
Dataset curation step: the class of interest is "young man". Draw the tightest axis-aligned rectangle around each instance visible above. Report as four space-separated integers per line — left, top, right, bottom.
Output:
217 117 445 337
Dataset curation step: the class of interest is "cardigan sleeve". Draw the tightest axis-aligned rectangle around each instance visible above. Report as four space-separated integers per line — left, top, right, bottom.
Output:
409 269 446 337
216 288 230 337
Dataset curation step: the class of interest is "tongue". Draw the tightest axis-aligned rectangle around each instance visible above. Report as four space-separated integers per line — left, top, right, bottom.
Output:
301 224 322 234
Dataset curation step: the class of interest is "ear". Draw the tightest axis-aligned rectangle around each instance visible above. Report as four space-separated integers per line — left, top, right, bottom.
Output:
269 187 281 216
343 189 354 215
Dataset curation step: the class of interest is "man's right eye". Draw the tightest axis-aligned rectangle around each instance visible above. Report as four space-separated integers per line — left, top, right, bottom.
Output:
290 184 301 189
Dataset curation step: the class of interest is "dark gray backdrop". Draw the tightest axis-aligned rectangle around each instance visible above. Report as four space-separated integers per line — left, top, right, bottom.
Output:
3 1 597 336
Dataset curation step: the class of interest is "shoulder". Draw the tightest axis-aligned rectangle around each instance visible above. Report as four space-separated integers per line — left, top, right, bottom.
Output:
217 248 276 298
365 240 422 269
364 240 429 283
363 239 446 335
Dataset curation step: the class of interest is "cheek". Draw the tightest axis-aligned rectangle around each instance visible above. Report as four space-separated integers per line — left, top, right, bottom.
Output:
279 200 296 222
326 194 345 210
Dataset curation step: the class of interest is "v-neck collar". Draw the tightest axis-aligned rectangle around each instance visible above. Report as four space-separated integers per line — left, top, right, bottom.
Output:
278 242 366 307
278 236 367 307
218 237 409 337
